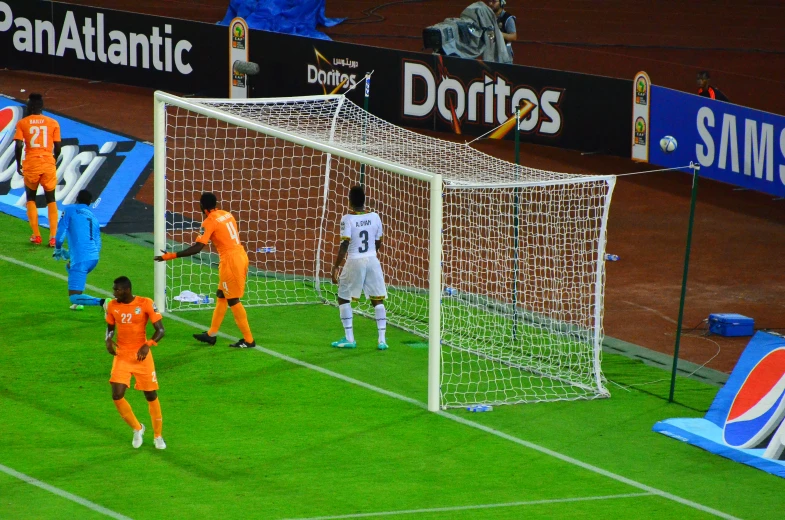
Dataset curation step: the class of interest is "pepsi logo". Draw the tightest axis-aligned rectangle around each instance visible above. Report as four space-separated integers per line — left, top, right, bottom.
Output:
0 107 14 133
0 106 22 151
723 347 785 448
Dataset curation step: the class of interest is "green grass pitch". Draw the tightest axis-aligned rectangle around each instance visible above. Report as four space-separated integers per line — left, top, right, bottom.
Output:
0 214 782 519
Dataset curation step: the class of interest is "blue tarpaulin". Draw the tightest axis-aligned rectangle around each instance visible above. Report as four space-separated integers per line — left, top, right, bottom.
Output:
220 0 345 40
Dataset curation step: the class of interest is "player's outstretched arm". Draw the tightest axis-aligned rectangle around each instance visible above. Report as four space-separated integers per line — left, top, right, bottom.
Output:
154 242 205 262
331 240 349 284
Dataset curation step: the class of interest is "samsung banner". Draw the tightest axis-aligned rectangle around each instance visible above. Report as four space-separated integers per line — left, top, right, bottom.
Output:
649 86 785 198
0 96 153 228
0 0 226 95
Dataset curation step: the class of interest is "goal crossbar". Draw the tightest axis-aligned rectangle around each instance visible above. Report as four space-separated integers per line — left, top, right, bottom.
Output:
154 91 616 411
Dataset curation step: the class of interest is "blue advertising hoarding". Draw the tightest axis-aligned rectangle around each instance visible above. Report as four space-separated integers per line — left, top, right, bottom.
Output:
0 96 153 228
654 331 785 478
650 86 785 198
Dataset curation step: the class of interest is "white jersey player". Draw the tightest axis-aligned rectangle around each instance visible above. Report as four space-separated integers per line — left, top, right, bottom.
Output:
330 185 388 350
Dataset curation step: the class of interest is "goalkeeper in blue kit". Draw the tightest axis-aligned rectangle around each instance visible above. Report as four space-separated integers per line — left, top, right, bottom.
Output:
53 190 106 311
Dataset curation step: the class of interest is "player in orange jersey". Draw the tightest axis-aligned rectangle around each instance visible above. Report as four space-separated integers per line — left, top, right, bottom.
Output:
105 276 167 450
155 192 256 349
14 94 62 246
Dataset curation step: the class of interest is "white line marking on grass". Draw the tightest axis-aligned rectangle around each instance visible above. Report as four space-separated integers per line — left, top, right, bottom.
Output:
0 255 742 520
621 300 678 325
0 464 133 520
281 492 653 519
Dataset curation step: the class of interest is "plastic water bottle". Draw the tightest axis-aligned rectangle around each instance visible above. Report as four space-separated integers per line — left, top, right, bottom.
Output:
444 287 456 297
257 247 276 253
467 404 493 412
605 253 620 262
198 294 214 304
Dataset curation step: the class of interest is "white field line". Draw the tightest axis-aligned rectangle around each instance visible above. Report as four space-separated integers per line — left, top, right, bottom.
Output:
0 463 133 520
280 492 653 520
0 254 742 520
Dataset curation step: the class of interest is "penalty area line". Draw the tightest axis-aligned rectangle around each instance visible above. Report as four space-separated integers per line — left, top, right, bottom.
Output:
0 463 134 520
280 492 653 520
0 254 742 520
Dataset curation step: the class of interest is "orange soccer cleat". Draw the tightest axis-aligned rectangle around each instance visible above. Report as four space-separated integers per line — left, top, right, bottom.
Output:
48 237 56 248
29 235 42 245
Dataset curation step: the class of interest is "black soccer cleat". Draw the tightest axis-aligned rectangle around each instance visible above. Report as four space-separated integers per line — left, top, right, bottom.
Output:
193 332 217 346
228 339 256 349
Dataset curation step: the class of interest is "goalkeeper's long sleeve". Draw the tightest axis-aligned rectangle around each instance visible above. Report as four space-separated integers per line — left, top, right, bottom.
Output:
54 208 69 249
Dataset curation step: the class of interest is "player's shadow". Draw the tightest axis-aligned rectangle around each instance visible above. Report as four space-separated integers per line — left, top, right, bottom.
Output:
0 386 124 444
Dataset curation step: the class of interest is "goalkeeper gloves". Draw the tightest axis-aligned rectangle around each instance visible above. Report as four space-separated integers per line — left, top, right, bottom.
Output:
52 247 70 261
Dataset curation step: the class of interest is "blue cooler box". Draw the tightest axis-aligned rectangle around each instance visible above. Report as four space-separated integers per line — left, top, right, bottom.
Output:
708 314 755 337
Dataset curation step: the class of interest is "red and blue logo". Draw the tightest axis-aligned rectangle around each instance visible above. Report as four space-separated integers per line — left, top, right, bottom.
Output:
723 347 785 449
0 105 23 149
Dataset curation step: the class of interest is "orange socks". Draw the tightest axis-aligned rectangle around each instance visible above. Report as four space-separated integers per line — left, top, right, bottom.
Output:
208 298 228 336
113 398 142 430
47 202 58 238
26 201 40 237
230 302 254 343
147 398 163 438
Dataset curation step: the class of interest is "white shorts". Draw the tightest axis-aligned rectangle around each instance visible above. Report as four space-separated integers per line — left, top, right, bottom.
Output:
338 256 387 301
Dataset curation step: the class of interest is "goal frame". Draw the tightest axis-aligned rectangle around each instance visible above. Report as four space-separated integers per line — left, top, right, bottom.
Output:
153 91 444 411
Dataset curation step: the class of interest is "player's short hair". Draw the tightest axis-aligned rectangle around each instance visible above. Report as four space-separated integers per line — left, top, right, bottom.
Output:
27 93 44 113
349 185 365 209
697 71 711 80
76 190 92 205
200 192 217 210
114 276 132 291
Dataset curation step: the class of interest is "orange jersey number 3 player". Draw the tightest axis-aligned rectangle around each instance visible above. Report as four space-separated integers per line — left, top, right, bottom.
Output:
155 192 256 349
14 93 62 247
105 276 167 450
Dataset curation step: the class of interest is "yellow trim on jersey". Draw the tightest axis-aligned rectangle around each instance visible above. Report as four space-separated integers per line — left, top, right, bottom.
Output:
340 236 350 241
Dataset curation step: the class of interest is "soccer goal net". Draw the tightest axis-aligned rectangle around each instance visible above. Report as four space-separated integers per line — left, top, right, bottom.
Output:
153 91 616 410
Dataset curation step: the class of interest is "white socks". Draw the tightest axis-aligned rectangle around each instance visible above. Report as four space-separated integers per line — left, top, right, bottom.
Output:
339 303 354 342
375 304 387 343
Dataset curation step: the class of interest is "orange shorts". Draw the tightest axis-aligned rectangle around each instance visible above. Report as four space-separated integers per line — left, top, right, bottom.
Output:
218 252 249 299
109 352 159 391
23 163 57 192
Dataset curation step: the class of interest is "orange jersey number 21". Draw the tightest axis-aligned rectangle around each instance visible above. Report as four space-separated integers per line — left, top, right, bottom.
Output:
29 125 48 148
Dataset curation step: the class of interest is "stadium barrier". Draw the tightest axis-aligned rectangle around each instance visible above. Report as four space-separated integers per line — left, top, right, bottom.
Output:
0 96 153 230
0 1 633 156
654 331 785 478
0 0 227 95
632 73 785 198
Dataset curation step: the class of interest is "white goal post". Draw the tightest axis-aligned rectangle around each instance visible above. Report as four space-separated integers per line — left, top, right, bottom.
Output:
153 90 616 412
